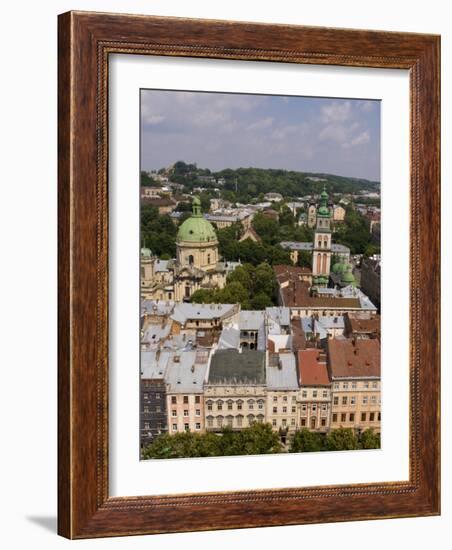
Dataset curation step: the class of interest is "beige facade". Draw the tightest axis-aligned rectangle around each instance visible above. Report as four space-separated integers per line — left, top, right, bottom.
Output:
167 393 204 434
266 390 298 433
333 205 346 221
204 385 266 431
330 379 381 432
298 386 331 432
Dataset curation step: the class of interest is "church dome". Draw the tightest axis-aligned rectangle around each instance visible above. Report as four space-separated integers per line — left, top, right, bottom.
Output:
341 265 355 284
332 262 346 274
177 197 217 243
317 187 331 217
141 247 152 258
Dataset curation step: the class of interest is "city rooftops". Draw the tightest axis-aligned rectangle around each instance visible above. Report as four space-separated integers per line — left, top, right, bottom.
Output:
207 349 266 385
280 241 350 254
298 349 331 386
171 303 238 325
266 352 299 390
165 350 209 393
239 310 265 331
327 338 380 379
141 350 172 379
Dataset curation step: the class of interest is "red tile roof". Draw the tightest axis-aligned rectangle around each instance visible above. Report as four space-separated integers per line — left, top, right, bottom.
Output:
328 338 380 378
297 349 330 386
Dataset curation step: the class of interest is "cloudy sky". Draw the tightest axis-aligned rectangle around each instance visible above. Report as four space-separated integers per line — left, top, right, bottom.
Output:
141 89 380 181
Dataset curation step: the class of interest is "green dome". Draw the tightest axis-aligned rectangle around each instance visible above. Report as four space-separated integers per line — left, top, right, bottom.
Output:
141 247 152 258
332 262 346 274
177 196 217 243
317 186 331 218
341 266 355 284
320 189 328 200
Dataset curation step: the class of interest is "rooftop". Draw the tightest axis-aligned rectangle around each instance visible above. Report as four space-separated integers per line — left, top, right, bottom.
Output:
165 351 209 393
266 352 299 390
328 338 380 379
208 349 266 385
298 349 331 386
171 303 238 325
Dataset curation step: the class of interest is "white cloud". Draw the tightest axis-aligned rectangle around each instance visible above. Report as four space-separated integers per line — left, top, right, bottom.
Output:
246 117 274 131
342 130 371 148
321 100 351 122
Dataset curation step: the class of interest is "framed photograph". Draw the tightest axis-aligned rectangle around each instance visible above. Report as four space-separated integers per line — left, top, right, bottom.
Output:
58 11 440 538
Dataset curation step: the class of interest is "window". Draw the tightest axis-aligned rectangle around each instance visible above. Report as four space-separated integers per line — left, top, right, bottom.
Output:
273 407 277 414
292 406 296 413
364 382 370 389
227 402 233 410
334 383 339 390
343 382 349 390
363 396 368 405
195 423 201 430
171 396 177 404
322 390 328 398
282 406 287 413
273 396 277 402
312 390 317 398
172 424 177 431
332 414 337 423
291 418 296 426
207 402 212 411
248 400 254 410
172 410 177 417
342 396 348 405
272 419 277 427
155 393 160 399
143 406 149 413
292 396 296 403
184 423 189 431
217 417 223 427
369 412 375 421
371 395 377 404
378 412 381 421
350 396 356 405
207 254 211 264
143 393 149 400
352 382 357 389
283 396 288 402
349 413 355 422
195 409 200 416
237 402 242 410
341 413 346 422
183 396 189 404
183 410 188 417
237 415 243 427
302 390 307 398
301 418 306 426
258 401 264 410
282 419 287 426
207 417 213 427
361 412 367 422
333 396 339 405
217 403 223 411
195 396 200 404
144 422 150 430
321 418 326 427
372 381 378 388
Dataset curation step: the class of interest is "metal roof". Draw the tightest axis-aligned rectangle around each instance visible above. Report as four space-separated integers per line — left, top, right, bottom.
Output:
171 303 237 324
266 352 299 390
165 351 209 393
239 310 265 331
208 349 266 385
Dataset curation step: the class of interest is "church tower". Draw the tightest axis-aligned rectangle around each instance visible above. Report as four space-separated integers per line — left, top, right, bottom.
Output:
312 187 332 281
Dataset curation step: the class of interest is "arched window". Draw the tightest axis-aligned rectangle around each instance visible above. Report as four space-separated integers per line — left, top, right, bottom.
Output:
207 254 211 264
188 254 194 265
310 417 316 429
322 253 327 274
316 253 321 273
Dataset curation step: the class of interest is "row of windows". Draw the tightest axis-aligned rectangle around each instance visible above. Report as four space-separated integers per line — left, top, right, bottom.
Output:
332 411 381 423
333 381 379 390
300 403 328 413
206 415 264 428
273 406 297 414
171 395 201 404
272 418 297 427
206 400 264 411
300 417 328 428
300 390 329 399
333 395 380 406
142 392 162 400
173 423 201 432
143 405 163 413
272 395 297 403
172 409 201 417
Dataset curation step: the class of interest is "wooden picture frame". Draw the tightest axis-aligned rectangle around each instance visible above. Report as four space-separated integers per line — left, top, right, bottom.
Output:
58 11 440 539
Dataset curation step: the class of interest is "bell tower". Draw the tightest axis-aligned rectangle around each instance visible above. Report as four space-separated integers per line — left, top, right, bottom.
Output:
312 186 332 278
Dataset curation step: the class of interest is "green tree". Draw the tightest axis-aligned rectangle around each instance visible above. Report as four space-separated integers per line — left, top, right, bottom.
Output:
190 289 217 304
359 429 381 449
216 282 250 309
290 429 325 452
250 292 273 310
325 428 359 451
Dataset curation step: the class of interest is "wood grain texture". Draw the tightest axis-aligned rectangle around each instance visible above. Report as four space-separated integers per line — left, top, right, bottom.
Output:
57 11 440 539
